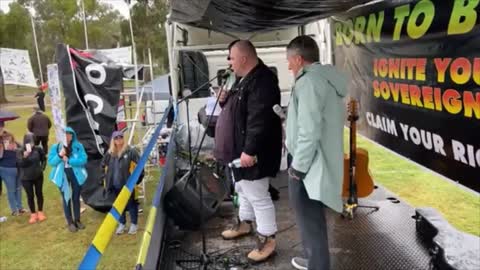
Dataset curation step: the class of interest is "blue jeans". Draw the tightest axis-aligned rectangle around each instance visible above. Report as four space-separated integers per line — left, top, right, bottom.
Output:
62 168 82 224
0 167 23 212
113 187 138 225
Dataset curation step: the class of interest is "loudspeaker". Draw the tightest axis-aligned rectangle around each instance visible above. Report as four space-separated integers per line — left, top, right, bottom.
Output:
165 166 226 230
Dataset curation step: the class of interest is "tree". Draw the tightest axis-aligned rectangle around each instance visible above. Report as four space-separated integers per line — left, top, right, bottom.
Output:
16 0 123 82
2 3 31 49
0 0 171 103
0 4 31 103
127 0 169 76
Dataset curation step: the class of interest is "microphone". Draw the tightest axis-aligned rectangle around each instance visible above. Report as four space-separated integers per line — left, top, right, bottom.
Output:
182 89 192 98
273 104 286 120
221 68 233 79
228 156 258 168
228 158 242 168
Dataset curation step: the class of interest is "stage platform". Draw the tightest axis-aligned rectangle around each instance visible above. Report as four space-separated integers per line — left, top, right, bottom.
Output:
159 172 431 270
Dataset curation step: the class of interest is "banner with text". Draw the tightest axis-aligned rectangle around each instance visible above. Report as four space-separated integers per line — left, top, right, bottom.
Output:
333 0 479 192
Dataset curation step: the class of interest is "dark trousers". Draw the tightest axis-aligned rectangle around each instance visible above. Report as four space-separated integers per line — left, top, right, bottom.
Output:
63 168 82 224
37 99 45 112
114 187 138 225
34 135 49 154
22 176 44 213
223 165 234 197
288 155 330 270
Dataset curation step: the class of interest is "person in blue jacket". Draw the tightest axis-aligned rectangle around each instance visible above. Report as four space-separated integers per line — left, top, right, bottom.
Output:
48 127 88 232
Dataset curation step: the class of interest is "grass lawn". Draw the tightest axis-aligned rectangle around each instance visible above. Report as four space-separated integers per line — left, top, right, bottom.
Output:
349 130 480 236
0 105 162 270
1 85 43 105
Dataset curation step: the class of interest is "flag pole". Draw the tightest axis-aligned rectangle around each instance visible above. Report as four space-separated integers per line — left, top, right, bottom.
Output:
81 0 89 50
30 11 43 84
127 2 141 145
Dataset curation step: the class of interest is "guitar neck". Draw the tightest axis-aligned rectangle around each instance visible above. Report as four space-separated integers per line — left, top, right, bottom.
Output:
348 100 358 205
350 118 357 158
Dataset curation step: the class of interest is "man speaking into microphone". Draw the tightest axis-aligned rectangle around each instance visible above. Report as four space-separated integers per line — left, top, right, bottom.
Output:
215 40 282 263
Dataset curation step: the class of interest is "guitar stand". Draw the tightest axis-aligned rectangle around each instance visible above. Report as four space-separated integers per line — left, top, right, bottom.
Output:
342 201 379 219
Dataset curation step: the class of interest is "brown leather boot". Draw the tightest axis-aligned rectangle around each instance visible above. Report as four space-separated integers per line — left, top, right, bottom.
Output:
221 220 252 240
247 234 276 263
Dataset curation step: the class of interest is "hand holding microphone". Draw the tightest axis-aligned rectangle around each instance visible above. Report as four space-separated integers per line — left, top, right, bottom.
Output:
229 154 258 168
273 104 286 120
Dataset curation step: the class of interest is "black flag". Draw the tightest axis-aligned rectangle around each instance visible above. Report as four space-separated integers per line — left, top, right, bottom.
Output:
56 44 123 212
56 44 122 157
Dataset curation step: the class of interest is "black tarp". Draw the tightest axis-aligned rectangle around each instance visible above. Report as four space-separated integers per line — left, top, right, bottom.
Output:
169 0 372 32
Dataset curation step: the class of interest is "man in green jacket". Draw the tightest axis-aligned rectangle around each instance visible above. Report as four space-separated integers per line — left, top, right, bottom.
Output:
285 36 347 270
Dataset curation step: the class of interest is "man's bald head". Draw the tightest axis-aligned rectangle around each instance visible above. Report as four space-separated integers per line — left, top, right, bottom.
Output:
232 40 257 58
229 40 259 76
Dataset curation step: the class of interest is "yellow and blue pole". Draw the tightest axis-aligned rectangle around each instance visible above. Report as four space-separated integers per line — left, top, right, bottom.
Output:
78 104 172 270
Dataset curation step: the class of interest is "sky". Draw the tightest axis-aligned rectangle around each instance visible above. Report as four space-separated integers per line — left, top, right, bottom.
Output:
0 0 132 18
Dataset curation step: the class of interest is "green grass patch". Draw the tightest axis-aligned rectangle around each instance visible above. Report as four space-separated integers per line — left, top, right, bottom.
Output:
3 85 41 104
346 129 480 236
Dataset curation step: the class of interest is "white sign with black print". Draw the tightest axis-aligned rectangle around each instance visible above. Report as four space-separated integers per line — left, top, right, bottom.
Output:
96 46 132 65
47 64 67 146
0 48 37 87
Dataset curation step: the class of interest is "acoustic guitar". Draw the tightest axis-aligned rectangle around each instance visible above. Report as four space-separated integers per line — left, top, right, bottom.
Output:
342 99 375 200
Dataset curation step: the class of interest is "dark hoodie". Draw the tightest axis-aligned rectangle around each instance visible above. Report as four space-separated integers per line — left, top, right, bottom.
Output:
16 133 46 180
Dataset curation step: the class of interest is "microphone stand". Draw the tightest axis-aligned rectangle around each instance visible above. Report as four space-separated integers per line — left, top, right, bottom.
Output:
177 73 229 167
185 95 192 167
175 71 239 270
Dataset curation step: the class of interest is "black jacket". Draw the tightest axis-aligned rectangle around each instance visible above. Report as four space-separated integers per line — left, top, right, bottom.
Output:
228 61 282 180
101 146 144 190
28 112 51 137
17 146 46 181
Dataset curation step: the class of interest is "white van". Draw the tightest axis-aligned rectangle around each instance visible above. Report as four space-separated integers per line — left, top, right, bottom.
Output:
165 20 333 126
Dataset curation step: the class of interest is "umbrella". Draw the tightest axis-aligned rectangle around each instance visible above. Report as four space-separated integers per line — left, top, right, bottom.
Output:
0 110 20 122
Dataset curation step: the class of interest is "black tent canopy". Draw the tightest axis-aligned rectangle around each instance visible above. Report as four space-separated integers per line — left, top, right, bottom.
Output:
168 0 374 32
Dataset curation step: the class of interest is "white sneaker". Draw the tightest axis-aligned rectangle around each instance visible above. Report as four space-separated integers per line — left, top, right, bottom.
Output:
128 224 138 235
291 257 308 270
116 223 126 235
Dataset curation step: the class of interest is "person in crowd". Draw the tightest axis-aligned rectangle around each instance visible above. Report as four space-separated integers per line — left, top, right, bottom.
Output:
285 35 346 270
0 131 26 215
28 107 52 154
35 82 47 112
17 133 47 224
48 127 87 232
102 130 143 235
219 40 283 263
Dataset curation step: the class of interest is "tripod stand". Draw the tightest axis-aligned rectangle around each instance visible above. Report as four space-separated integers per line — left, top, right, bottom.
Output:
174 70 245 269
